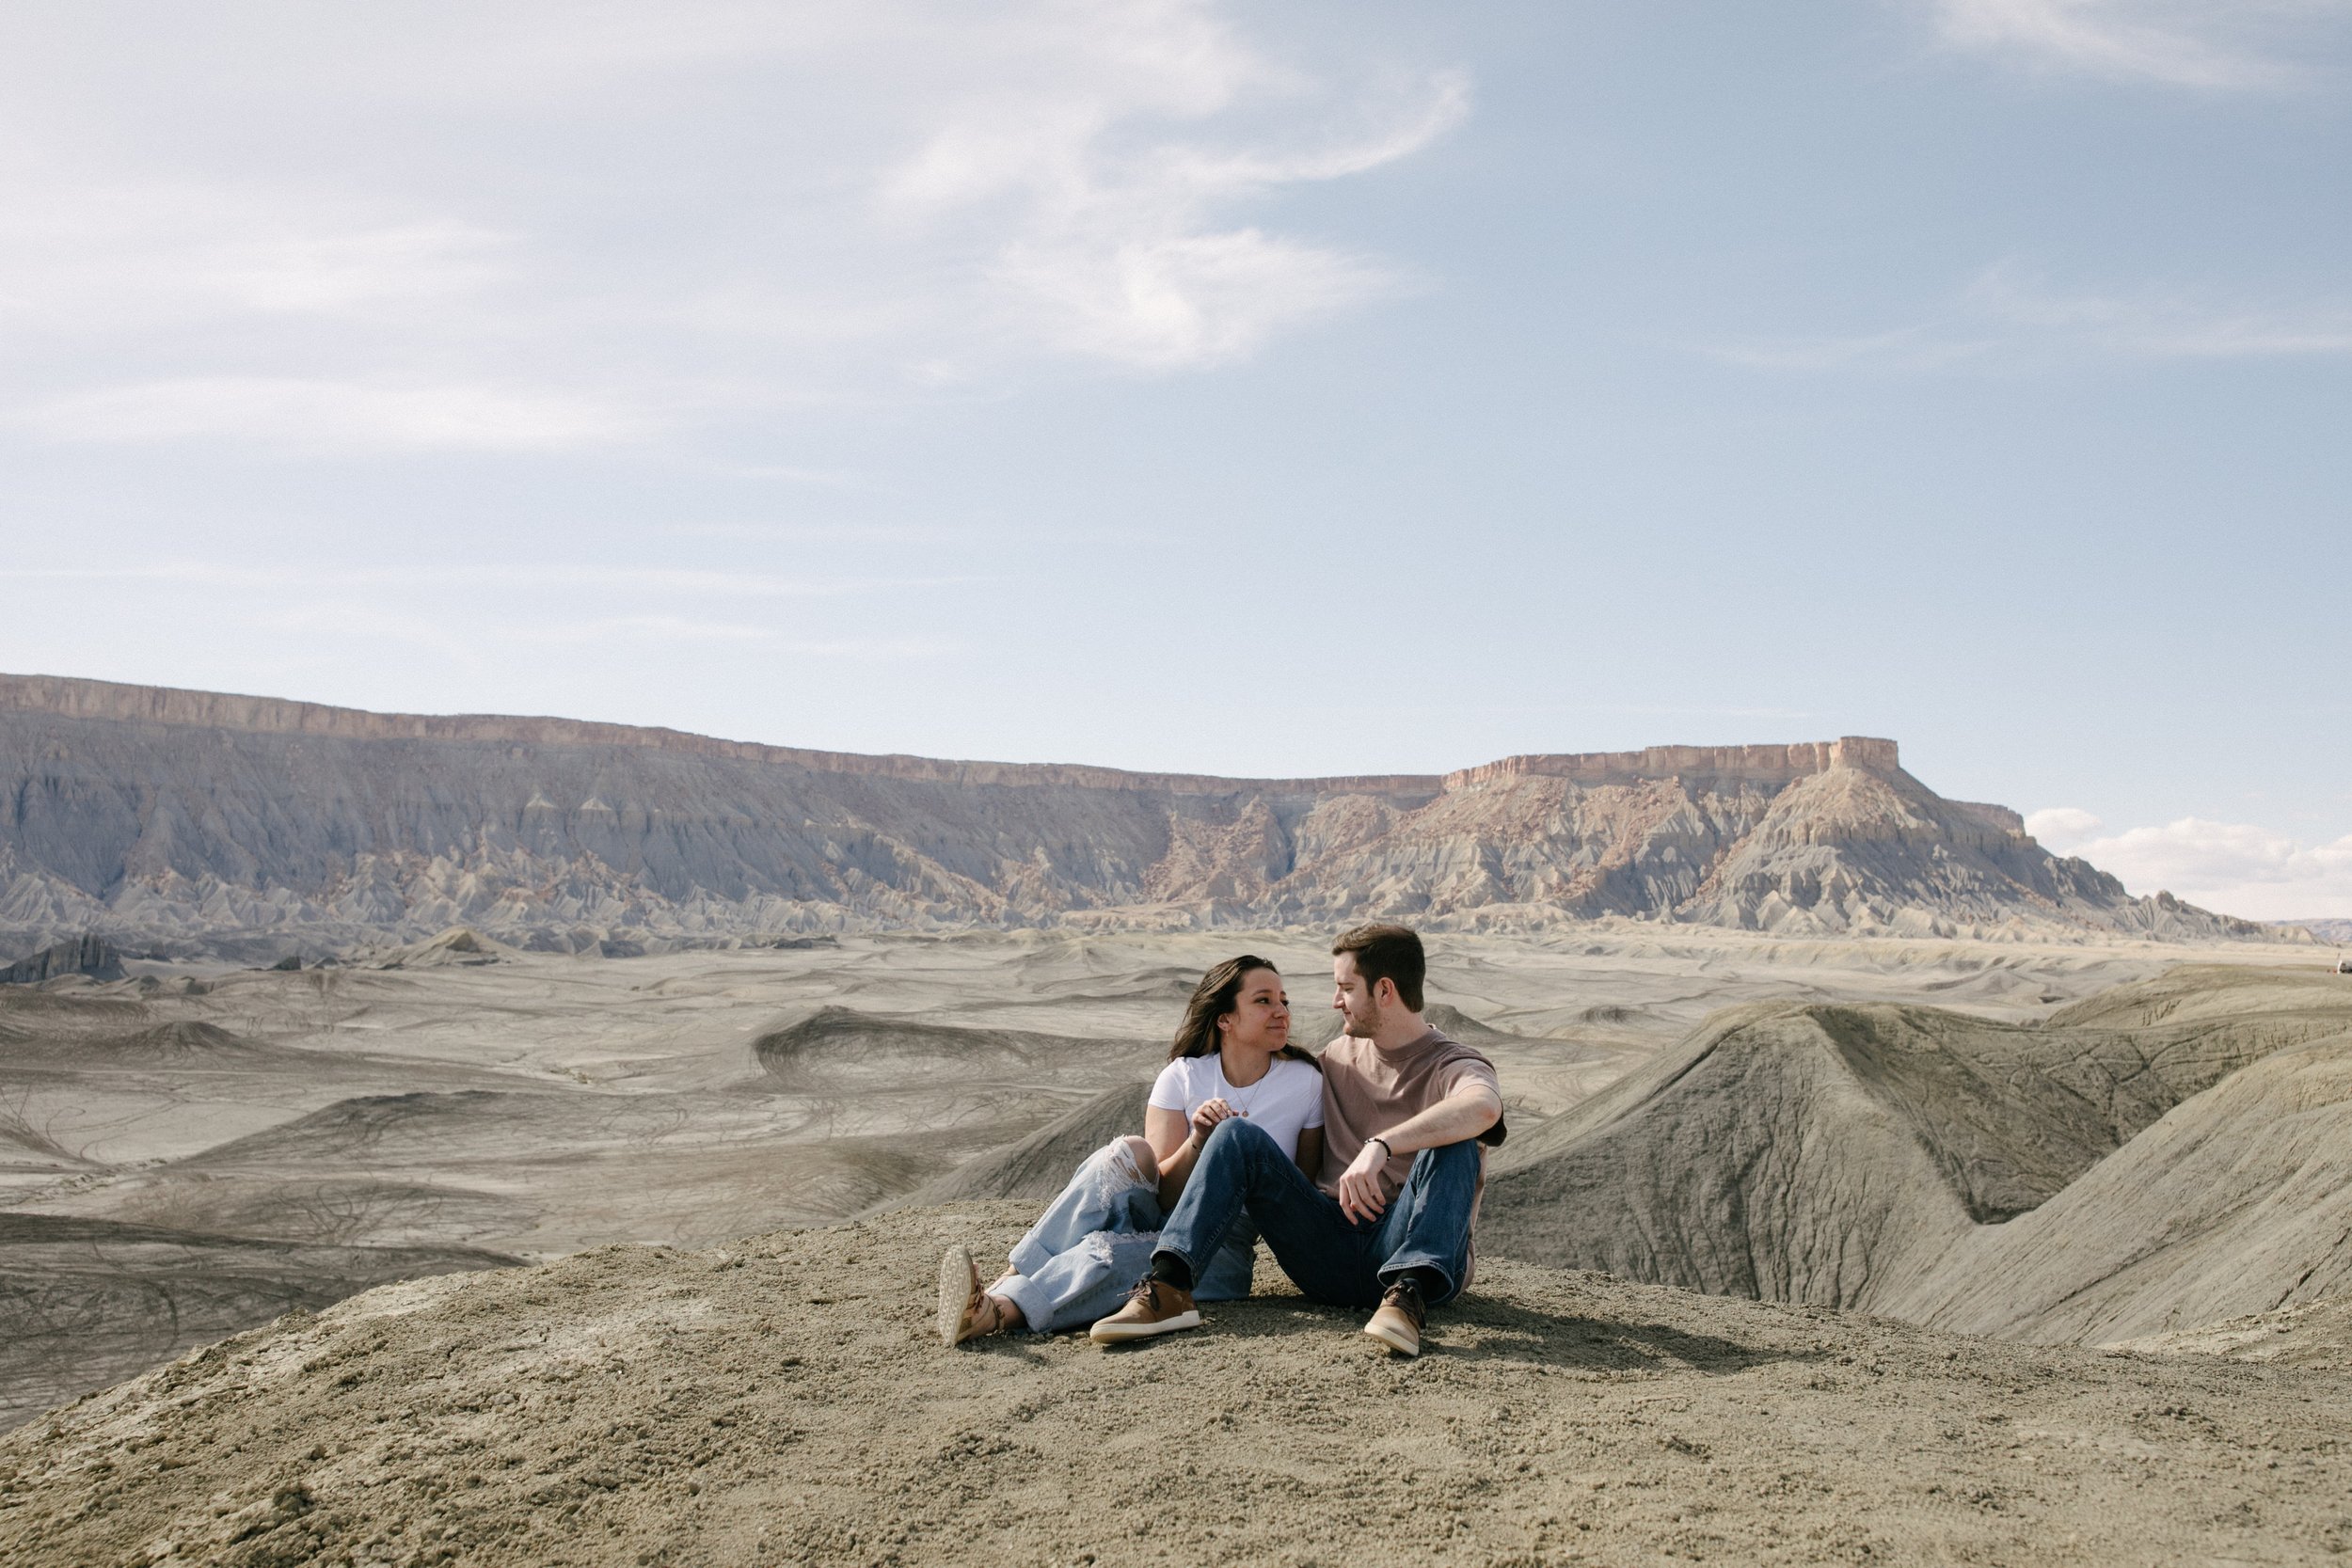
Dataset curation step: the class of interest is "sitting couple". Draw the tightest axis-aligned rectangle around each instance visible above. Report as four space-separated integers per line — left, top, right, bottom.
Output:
939 924 1504 1358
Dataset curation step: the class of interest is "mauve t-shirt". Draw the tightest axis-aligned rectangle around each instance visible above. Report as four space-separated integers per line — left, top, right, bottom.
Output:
1313 1025 1505 1202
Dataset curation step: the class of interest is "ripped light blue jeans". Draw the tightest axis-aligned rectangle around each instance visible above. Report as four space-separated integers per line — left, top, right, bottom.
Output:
991 1137 1259 1334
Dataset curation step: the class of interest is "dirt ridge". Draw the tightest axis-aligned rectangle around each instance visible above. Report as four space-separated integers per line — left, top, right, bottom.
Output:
3 1201 2345 1568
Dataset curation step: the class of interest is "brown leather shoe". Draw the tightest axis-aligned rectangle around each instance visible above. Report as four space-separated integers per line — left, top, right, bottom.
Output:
1089 1276 1200 1344
1363 1277 1427 1357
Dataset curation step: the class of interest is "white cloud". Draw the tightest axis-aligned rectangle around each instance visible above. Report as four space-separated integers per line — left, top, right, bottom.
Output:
246 605 953 666
998 228 1402 370
873 39 1467 368
473 615 952 658
0 1 1467 452
1928 0 2318 88
20 377 651 453
199 223 516 314
2025 806 2106 848
1965 263 2352 356
1708 326 1997 373
2044 813 2352 919
0 177 516 330
1714 261 2352 374
0 562 956 600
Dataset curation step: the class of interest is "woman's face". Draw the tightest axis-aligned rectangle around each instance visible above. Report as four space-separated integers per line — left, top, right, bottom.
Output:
1217 967 1291 1053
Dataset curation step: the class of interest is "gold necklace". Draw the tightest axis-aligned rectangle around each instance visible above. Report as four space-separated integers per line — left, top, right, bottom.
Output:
1219 1050 1274 1117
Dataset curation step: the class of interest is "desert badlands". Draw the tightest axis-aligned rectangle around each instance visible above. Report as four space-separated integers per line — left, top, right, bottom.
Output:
1 678 2349 1565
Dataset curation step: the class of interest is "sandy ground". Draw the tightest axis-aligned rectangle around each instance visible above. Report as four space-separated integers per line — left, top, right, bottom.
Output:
3 1200 2347 1568
3 928 2328 1439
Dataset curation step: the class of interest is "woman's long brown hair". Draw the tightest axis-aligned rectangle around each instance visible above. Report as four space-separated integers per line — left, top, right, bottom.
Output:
1168 956 1320 1069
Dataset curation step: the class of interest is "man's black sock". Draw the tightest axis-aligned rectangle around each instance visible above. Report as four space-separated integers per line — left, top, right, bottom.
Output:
1150 1253 1194 1291
1404 1267 1445 1300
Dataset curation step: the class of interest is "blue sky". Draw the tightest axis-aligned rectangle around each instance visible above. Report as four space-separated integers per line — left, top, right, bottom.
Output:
1 1 2346 917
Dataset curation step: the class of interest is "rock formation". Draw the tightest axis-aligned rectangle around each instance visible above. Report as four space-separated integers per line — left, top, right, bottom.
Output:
1480 964 2352 1342
0 673 2278 957
0 935 124 986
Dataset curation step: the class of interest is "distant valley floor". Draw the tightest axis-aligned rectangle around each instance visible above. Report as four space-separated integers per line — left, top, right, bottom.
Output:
0 928 2337 1433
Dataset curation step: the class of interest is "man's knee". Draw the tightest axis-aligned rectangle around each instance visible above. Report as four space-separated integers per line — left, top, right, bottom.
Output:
1408 1138 1482 1182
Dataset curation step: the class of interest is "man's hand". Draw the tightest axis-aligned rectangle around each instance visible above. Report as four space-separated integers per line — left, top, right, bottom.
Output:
1336 1138 1390 1224
1188 1098 1238 1146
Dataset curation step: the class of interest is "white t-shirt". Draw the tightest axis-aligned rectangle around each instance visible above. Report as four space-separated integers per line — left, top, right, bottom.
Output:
1147 1053 1325 1162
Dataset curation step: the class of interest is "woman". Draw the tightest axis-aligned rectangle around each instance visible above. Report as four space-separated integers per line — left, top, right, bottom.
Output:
939 955 1323 1344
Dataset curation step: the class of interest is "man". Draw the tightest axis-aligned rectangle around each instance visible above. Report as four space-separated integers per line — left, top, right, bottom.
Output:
1090 924 1504 1357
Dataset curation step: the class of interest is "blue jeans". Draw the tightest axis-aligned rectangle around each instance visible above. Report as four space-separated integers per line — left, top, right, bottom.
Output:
1154 1117 1479 1308
992 1139 1258 1334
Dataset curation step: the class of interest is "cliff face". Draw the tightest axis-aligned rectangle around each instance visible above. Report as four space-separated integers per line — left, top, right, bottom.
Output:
0 674 2272 955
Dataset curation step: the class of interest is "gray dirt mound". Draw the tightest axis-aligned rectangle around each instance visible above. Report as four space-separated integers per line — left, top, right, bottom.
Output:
896 1081 1152 1205
1291 1007 1343 1049
1291 1002 1542 1054
1808 999 2290 1222
85 1176 532 1250
165 1089 940 1209
0 1108 94 1169
1419 1002 1528 1044
751 1006 1151 1093
109 1024 269 1062
1883 1031 2352 1343
73 1021 289 1067
2044 960 2352 1032
2111 1293 2352 1372
178 1090 552 1168
1 1202 2344 1568
0 1020 395 1083
0 1213 514 1433
372 927 505 970
1482 966 2352 1338
0 991 150 1034
1025 963 1204 1003
1483 1001 1971 1307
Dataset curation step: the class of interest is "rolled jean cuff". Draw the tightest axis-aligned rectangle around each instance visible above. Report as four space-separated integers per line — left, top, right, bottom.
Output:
1375 1252 1463 1305
990 1271 1050 1330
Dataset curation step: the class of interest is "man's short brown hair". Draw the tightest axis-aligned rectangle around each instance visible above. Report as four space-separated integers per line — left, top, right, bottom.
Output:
1331 924 1425 1012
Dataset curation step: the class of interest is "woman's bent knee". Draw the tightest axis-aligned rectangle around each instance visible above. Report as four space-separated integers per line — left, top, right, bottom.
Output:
1114 1135 1156 1178
1204 1116 1277 1149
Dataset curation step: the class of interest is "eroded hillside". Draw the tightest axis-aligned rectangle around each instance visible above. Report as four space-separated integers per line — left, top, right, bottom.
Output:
0 673 2274 956
1481 965 2352 1341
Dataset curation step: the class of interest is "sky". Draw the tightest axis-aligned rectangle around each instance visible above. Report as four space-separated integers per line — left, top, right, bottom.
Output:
0 0 2346 919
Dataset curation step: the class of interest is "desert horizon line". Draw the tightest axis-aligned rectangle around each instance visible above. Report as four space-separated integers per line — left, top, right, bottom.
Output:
0 670 1925 803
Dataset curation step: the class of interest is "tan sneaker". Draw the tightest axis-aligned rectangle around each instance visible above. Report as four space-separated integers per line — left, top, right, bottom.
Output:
1363 1277 1427 1357
1089 1276 1200 1344
937 1245 986 1347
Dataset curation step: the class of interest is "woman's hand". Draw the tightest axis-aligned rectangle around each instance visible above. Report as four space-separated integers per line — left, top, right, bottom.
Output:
1188 1098 1238 1146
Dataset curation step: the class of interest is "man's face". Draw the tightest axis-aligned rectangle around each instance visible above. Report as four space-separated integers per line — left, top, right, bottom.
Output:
1332 953 1383 1037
